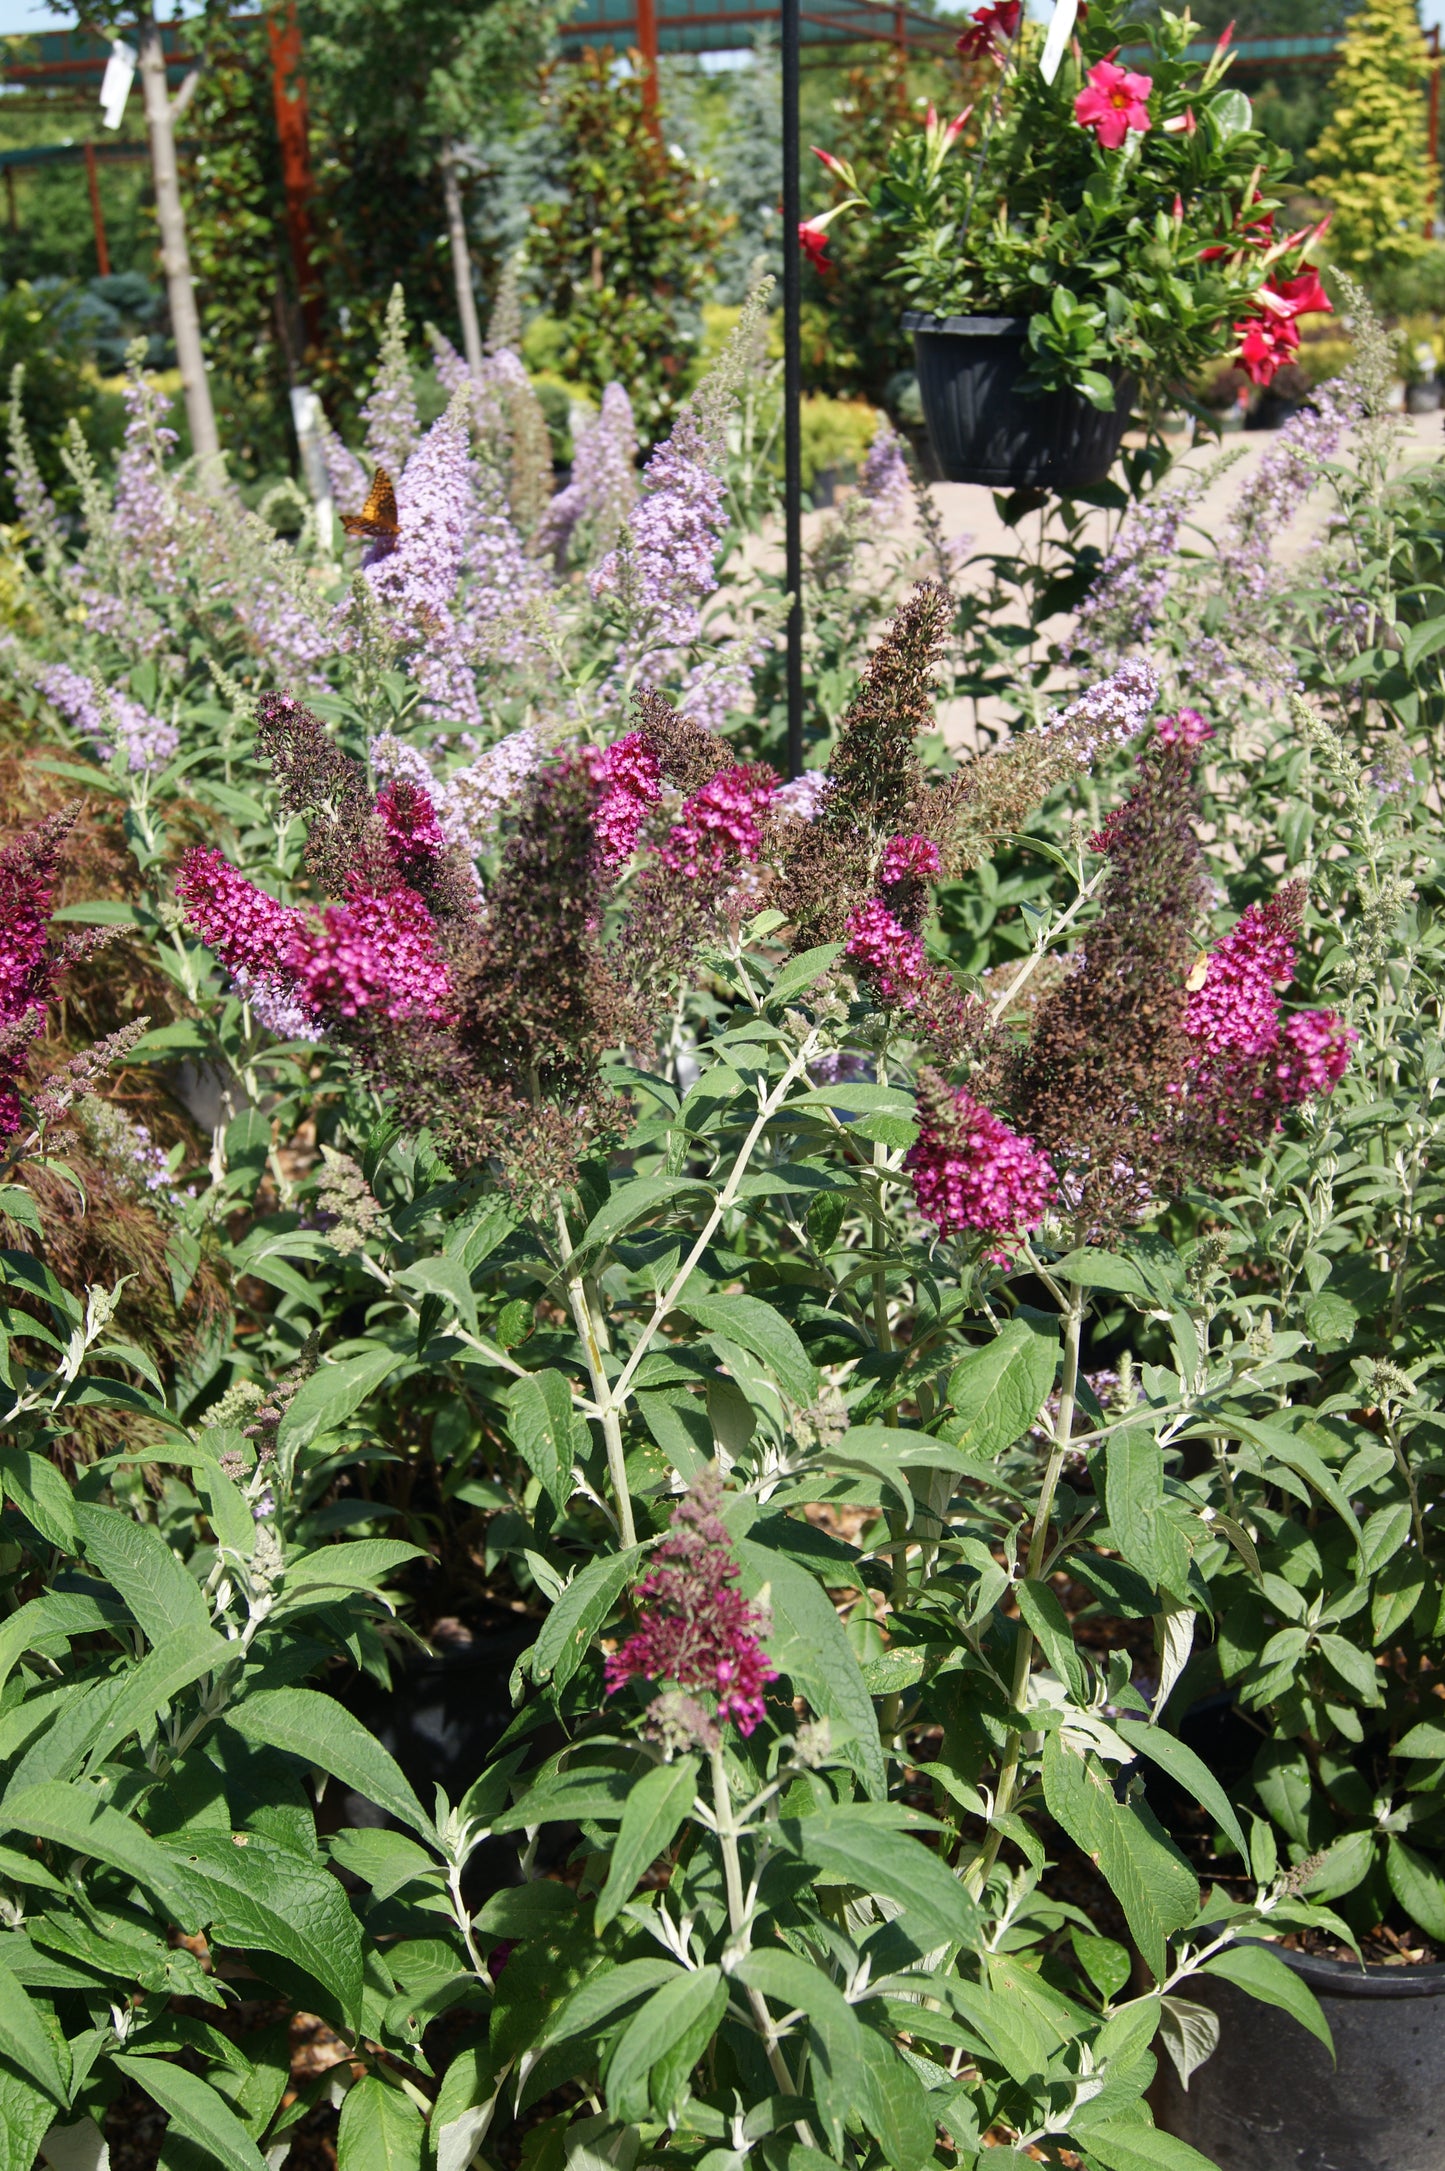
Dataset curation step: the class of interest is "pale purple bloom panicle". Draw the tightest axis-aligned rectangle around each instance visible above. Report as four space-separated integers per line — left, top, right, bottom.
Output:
539 382 639 565
38 664 179 773
231 965 322 1042
592 409 729 685
368 404 470 620
1071 476 1203 666
1040 659 1159 764
605 1467 777 1749
859 417 910 527
361 306 420 479
1222 377 1363 600
774 770 830 822
428 327 471 399
319 423 368 517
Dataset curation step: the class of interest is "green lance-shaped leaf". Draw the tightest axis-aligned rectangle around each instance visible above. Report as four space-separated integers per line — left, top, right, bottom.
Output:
111 2058 268 2171
507 1369 588 1513
335 2073 425 2171
595 1755 699 1931
944 1318 1058 1461
0 1950 67 2106
1200 1942 1333 2056
1104 1429 1191 1600
276 1344 406 1451
735 1538 886 1801
529 1545 644 1694
1113 1718 1248 1861
778 1806 981 1949
151 1827 363 2029
604 1966 728 2125
4 1781 201 1932
0 1448 77 1553
74 1504 209 1644
677 1293 819 1409
1040 1736 1197 1980
223 1688 432 1839
82 1625 232 1774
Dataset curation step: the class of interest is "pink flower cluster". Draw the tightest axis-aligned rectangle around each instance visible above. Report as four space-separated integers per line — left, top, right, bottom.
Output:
845 899 928 1005
1185 896 1297 1059
0 826 62 1139
880 832 942 890
294 885 454 1024
606 1468 777 1745
1185 891 1354 1110
906 1084 1057 1260
1154 708 1214 753
375 778 447 880
176 848 453 1031
657 763 776 879
592 731 663 868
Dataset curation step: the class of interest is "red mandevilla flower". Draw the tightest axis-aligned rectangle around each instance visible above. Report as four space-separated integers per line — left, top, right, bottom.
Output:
605 1469 777 1746
955 0 1021 58
799 217 833 273
1074 60 1153 150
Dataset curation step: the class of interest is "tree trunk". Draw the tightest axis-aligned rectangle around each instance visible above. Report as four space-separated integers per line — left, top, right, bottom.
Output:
138 6 220 477
440 144 484 380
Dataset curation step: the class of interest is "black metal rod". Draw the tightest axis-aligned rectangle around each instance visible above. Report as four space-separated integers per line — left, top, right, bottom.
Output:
782 0 803 780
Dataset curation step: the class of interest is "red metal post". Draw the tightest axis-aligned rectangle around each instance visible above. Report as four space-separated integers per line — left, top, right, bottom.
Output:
893 2 905 62
265 1 320 343
83 139 110 274
637 0 660 129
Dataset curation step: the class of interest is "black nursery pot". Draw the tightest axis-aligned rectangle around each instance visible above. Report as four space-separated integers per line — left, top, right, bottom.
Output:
1155 1940 1445 2171
902 312 1134 490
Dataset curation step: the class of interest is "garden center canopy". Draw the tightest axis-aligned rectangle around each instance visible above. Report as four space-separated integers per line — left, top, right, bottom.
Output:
556 0 954 59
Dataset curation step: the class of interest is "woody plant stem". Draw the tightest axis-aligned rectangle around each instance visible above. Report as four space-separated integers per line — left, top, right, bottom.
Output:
557 1032 820 1553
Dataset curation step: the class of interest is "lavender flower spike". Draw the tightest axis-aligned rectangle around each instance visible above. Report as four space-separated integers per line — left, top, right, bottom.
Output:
539 382 639 566
859 417 910 528
37 663 179 773
361 283 420 479
1039 658 1160 765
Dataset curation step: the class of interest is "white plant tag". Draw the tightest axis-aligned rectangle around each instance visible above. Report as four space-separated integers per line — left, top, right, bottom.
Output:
1039 0 1079 84
99 40 136 130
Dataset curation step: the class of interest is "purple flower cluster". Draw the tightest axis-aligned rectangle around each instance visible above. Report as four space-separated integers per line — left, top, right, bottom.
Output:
1183 888 1355 1113
361 294 420 477
774 770 830 822
296 885 454 1024
1040 659 1160 766
880 832 942 888
605 1467 777 1747
592 409 730 683
37 664 178 773
1154 707 1214 753
1222 378 1363 600
906 1076 1057 1261
1071 478 1202 666
1185 896 1298 1060
539 382 639 565
859 418 911 527
176 847 453 1032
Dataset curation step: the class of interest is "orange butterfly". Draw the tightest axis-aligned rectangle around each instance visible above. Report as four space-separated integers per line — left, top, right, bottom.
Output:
341 466 400 553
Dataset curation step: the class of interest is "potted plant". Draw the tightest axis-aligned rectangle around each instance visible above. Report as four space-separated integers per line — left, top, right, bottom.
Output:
810 1 1332 488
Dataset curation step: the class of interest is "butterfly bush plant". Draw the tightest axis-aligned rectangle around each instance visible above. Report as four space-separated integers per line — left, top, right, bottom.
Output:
113 579 1389 2171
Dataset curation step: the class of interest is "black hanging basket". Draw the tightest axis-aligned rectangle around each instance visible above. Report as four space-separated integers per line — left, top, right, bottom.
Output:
1153 1940 1445 2171
903 312 1134 490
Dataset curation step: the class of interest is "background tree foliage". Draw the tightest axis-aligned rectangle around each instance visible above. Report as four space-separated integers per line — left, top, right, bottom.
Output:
1311 0 1440 270
529 50 727 434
